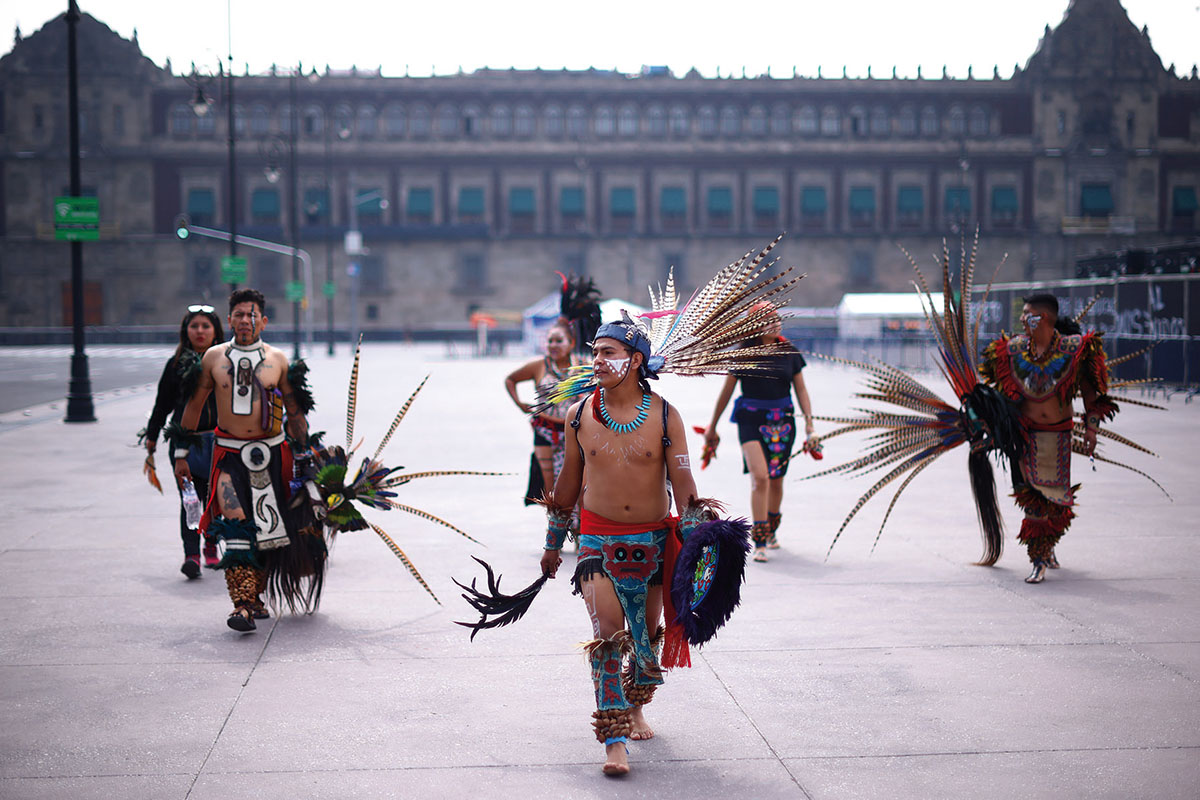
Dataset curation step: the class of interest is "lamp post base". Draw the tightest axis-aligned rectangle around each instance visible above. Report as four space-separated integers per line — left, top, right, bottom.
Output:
64 353 96 423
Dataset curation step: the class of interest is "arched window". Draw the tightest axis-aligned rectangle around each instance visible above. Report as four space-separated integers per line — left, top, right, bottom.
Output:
594 106 615 137
698 105 717 137
515 105 535 137
948 105 966 136
669 105 690 137
250 104 270 137
278 104 294 136
646 105 666 137
232 104 246 137
920 106 939 136
795 106 818 136
848 105 868 137
719 105 740 136
462 104 482 137
770 104 789 136
170 103 193 136
617 105 638 136
332 104 353 139
410 104 431 138
436 104 459 138
195 108 216 136
969 106 989 137
820 106 841 136
357 105 377 139
384 105 405 138
870 106 889 136
491 104 512 137
545 105 564 138
302 105 324 138
567 105 587 139
747 105 768 136
897 106 917 136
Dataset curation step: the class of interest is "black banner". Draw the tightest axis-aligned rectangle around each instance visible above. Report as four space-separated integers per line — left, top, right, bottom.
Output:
973 275 1198 384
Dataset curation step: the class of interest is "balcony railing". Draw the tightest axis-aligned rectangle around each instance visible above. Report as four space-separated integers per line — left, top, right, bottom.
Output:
1061 215 1136 235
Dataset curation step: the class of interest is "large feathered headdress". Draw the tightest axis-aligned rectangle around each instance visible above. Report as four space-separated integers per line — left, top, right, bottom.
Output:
557 272 603 354
808 231 1167 562
536 234 804 410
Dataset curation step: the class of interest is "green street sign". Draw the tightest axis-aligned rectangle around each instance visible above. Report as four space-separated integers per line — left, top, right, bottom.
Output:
322 281 337 298
54 196 100 241
220 255 248 284
285 280 305 302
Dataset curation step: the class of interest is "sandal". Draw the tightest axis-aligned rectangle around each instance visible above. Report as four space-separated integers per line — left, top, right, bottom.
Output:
226 608 256 632
249 601 270 620
753 548 769 563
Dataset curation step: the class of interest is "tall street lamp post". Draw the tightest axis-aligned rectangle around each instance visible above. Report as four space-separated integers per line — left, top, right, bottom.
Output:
63 0 95 423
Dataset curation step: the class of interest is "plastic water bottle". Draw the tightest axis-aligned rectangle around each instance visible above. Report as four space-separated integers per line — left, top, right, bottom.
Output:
182 478 202 530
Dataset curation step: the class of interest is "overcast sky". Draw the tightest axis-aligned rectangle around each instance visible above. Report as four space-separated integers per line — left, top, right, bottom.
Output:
3 0 1197 80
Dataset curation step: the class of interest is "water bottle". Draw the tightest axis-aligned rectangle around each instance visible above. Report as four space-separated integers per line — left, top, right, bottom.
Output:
182 478 202 530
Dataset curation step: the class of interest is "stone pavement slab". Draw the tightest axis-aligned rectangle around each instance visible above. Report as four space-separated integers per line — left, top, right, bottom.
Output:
0 343 1196 799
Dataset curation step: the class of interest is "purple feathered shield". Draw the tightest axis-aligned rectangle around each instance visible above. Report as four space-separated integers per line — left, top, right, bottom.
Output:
670 518 751 646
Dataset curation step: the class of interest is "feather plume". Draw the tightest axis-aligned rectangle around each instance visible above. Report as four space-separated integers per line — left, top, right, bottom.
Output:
345 336 363 452
453 556 549 640
143 454 163 494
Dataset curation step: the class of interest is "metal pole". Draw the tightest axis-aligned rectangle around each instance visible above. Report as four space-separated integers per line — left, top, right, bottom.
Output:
226 14 237 292
349 186 360 347
325 109 335 355
64 0 95 423
288 67 300 359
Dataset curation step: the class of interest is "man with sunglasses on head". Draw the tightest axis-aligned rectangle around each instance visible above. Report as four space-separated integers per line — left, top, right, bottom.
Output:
979 293 1119 583
175 288 321 631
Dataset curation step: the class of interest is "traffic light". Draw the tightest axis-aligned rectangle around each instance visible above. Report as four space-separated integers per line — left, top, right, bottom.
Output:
174 214 190 240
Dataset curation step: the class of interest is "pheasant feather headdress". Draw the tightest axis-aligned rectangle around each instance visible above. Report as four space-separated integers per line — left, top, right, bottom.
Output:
537 234 804 409
808 230 1167 562
296 340 505 604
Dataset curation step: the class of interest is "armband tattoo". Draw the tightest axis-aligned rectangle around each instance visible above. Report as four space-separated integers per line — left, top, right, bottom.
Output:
545 505 571 551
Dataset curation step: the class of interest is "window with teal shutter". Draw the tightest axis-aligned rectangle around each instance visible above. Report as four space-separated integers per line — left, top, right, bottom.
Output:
707 186 733 215
801 187 827 215
1172 186 1197 214
897 186 923 214
407 187 433 219
991 186 1018 213
458 187 485 217
753 186 779 215
560 187 584 216
1080 184 1113 217
610 187 635 217
356 188 384 224
251 188 280 224
849 187 875 212
509 187 535 215
187 188 215 226
660 186 686 216
944 186 970 214
303 187 329 224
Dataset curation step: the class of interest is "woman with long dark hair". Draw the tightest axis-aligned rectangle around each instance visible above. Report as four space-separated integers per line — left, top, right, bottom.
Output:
141 304 224 578
703 303 817 563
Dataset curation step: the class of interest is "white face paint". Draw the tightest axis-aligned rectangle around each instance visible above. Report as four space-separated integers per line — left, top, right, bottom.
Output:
599 356 631 377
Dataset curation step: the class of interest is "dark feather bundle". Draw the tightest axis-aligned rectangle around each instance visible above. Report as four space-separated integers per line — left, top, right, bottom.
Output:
670 518 751 646
287 359 317 415
453 556 549 641
174 349 203 400
162 421 202 451
558 272 602 353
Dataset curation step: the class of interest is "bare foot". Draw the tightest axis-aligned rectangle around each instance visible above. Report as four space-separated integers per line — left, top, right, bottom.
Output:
602 741 629 776
629 706 654 740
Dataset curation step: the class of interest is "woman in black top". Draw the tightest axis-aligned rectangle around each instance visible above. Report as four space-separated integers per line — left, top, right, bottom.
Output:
142 305 223 578
704 304 816 562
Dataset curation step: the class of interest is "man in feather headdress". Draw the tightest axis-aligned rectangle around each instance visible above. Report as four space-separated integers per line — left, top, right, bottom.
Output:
174 288 322 631
540 318 703 777
979 294 1118 584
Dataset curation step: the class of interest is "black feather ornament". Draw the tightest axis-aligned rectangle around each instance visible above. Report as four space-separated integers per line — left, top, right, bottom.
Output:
453 556 550 641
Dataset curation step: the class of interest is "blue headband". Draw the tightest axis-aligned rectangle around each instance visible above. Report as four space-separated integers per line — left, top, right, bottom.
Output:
592 320 664 379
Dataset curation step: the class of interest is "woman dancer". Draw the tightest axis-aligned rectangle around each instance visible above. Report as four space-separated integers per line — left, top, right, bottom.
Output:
703 303 816 562
505 320 582 503
142 304 224 578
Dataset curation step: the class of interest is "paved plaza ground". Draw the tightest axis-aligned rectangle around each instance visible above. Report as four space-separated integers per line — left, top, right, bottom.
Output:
0 343 1197 799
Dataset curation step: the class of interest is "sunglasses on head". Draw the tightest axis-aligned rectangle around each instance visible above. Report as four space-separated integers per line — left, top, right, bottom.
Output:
188 304 215 313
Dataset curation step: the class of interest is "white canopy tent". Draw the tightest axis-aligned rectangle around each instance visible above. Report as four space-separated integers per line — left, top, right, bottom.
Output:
837 292 944 339
521 294 649 354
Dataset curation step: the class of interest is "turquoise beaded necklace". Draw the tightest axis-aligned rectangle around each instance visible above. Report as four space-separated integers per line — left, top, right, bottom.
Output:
598 388 651 434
